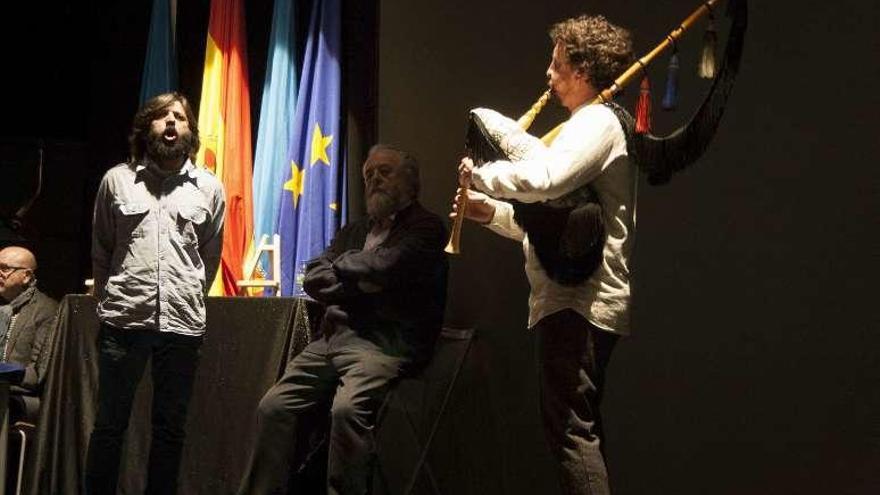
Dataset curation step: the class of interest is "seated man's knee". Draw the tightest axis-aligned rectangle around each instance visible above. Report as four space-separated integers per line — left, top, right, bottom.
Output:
330 396 359 425
257 392 292 424
331 393 379 429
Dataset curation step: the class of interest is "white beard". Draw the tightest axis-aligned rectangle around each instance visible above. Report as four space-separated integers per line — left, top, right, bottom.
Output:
366 190 397 220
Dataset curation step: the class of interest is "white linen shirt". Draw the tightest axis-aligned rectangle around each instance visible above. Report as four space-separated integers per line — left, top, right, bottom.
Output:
472 103 636 334
91 159 225 336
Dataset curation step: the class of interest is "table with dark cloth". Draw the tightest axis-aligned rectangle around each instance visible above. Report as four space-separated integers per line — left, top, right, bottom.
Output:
23 295 314 495
21 295 504 495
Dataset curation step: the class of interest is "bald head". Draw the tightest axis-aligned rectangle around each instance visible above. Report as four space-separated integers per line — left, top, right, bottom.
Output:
0 247 36 271
0 246 37 302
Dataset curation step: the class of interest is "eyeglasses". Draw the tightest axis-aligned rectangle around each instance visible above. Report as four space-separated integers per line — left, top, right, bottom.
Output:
0 264 30 277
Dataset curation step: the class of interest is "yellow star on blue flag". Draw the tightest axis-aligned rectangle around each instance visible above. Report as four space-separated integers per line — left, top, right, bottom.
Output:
283 161 306 207
310 123 333 166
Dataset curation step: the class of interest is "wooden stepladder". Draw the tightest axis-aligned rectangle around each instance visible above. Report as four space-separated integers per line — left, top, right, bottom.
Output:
236 234 282 297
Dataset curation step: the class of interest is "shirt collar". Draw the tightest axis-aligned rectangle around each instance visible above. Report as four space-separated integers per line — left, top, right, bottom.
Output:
370 212 396 230
570 101 592 116
136 158 198 182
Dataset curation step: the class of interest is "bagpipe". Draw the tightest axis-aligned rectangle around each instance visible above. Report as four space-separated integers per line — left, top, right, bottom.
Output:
446 0 748 286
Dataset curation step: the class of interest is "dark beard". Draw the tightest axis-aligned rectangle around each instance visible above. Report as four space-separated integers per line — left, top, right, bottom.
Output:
366 190 397 220
146 131 195 163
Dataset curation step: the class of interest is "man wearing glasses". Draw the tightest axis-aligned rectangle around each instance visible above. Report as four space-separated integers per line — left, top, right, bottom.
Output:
0 245 58 422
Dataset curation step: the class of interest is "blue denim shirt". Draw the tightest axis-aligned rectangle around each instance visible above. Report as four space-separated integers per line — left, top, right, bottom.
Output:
92 160 225 336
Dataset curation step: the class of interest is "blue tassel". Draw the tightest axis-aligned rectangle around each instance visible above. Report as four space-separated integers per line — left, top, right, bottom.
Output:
662 50 680 110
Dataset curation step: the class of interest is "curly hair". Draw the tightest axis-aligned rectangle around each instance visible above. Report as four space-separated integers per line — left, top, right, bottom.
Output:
549 15 634 92
129 92 200 163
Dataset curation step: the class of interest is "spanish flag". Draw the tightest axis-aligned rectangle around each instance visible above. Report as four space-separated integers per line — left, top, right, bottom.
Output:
196 0 254 296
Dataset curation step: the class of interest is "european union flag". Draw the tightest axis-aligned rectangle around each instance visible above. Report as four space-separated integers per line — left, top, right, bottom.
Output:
139 0 177 104
278 0 344 296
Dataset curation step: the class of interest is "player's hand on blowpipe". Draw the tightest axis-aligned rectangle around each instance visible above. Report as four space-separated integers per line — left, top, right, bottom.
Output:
458 157 474 187
450 188 495 225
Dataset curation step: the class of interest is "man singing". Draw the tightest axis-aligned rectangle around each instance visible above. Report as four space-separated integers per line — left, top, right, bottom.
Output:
87 92 225 494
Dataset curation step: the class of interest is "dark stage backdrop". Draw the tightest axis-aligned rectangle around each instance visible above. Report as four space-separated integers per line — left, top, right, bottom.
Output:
0 0 877 494
0 0 377 299
378 1 878 494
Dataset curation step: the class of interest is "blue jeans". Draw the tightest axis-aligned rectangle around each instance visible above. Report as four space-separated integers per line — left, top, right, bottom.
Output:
85 324 202 495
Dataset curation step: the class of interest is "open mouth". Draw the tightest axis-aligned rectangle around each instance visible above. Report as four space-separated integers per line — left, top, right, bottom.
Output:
163 127 179 142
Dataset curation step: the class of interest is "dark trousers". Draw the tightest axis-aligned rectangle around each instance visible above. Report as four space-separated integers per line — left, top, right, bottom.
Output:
238 326 408 495
536 310 619 495
85 324 202 495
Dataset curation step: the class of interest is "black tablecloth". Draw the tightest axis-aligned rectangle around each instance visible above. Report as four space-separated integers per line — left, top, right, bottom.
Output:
22 295 503 495
25 295 311 495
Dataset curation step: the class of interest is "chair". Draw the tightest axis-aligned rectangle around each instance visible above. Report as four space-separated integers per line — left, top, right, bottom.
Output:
7 421 34 495
0 363 26 495
6 394 39 495
372 326 476 495
291 327 477 495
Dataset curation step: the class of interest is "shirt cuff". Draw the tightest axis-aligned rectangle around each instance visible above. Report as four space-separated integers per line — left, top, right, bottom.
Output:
483 199 524 241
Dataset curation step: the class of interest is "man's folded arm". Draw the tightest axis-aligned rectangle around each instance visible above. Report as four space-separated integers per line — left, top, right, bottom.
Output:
332 216 446 291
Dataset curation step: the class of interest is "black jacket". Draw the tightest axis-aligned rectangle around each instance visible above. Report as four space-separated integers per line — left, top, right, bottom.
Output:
4 287 59 420
303 202 448 368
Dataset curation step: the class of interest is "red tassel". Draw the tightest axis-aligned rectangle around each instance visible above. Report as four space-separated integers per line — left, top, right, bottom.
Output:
635 76 652 134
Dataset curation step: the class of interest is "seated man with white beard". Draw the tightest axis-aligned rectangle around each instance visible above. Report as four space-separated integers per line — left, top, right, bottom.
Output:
238 145 449 495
